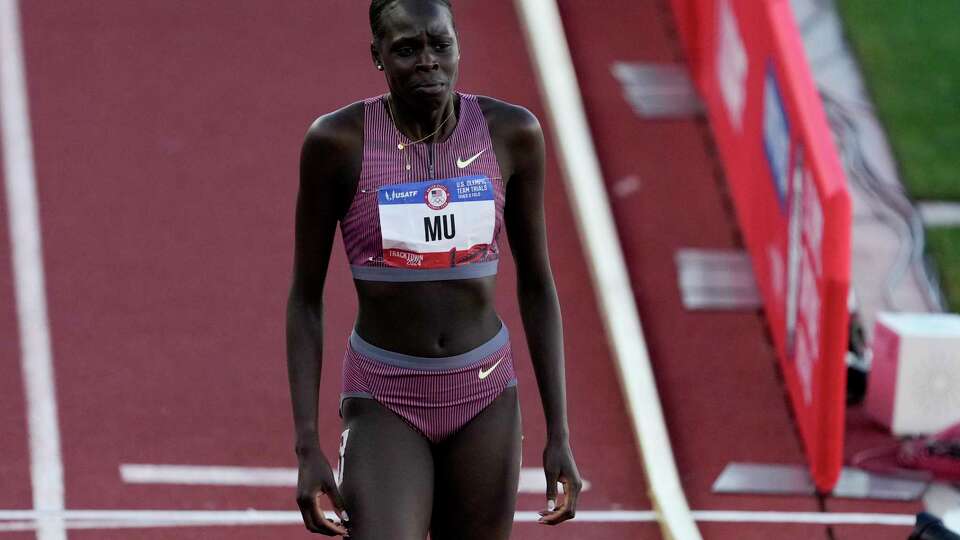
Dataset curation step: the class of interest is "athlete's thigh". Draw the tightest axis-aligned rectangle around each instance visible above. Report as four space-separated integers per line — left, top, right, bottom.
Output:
340 397 434 540
429 386 522 540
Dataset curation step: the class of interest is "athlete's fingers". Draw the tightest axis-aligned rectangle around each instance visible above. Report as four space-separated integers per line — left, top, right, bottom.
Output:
324 484 351 525
298 504 319 533
315 491 349 536
537 486 566 524
297 489 323 533
538 469 561 522
538 474 582 525
560 474 582 519
543 469 559 514
297 491 348 536
536 500 566 524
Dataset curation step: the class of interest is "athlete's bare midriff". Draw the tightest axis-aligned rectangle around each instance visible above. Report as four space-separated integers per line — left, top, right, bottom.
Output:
353 276 501 357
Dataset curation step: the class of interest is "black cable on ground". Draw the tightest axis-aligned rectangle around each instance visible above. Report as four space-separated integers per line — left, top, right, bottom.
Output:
815 494 838 540
821 88 946 312
909 513 960 540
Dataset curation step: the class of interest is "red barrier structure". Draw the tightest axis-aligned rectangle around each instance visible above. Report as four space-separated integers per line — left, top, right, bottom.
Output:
671 0 852 492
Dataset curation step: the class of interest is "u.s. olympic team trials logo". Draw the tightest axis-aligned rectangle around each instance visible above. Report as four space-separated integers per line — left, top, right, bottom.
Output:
424 184 450 210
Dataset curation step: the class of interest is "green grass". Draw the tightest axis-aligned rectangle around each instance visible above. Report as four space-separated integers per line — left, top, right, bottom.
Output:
837 1 960 201
839 2 960 313
926 227 960 312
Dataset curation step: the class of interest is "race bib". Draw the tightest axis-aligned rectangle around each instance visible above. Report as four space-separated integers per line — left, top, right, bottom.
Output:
378 175 495 268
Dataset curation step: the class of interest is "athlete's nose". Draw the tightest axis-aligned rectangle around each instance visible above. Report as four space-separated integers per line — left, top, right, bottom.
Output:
415 50 439 71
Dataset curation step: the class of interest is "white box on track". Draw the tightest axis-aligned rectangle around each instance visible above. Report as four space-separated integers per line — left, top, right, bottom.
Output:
865 312 960 435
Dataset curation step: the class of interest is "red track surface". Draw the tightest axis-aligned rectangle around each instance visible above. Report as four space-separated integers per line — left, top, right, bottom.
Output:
0 1 923 539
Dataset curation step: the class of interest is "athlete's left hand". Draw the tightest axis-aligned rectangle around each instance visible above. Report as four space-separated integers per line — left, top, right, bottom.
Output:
538 439 582 525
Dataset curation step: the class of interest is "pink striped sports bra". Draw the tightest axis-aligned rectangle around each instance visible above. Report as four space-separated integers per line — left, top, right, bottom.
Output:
340 93 505 282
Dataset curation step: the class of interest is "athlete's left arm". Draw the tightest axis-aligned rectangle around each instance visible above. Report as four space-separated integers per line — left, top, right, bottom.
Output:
501 106 583 526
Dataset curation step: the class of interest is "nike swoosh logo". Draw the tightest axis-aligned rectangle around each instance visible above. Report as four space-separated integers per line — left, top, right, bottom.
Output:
456 149 486 169
478 358 503 380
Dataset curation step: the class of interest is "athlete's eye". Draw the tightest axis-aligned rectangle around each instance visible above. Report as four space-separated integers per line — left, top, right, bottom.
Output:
434 42 452 52
395 46 415 57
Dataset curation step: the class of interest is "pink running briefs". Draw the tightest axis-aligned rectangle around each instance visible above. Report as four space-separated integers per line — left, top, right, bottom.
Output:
341 323 517 443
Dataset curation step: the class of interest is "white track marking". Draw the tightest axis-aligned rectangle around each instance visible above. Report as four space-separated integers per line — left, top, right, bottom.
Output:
0 509 917 528
120 464 296 487
513 0 701 538
119 464 591 494
0 1 66 539
692 511 914 526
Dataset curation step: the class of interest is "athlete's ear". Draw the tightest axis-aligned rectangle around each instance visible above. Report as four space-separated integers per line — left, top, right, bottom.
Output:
370 41 383 72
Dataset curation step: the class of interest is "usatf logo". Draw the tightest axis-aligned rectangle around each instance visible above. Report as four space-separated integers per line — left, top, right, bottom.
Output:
424 184 450 210
384 189 417 201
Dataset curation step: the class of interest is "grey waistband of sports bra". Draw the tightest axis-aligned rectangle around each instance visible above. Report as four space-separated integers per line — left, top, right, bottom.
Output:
349 321 509 370
350 260 498 282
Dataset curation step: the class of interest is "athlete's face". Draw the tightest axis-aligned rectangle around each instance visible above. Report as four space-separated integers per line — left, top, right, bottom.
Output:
372 1 459 109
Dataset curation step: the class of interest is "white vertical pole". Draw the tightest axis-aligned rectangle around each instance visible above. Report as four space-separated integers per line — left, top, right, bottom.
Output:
513 0 702 538
0 1 67 538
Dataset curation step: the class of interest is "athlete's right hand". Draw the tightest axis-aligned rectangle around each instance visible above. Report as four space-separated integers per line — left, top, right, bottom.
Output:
296 452 349 536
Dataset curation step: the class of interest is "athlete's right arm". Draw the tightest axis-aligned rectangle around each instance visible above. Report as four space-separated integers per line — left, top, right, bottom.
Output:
286 106 361 536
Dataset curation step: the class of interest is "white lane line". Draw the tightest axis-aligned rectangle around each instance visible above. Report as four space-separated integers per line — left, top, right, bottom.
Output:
119 464 591 494
513 0 701 539
0 1 66 540
0 522 195 532
120 464 295 487
0 509 918 527
693 510 914 526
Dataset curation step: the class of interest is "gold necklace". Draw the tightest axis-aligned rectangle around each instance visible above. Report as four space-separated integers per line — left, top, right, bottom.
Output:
385 96 455 171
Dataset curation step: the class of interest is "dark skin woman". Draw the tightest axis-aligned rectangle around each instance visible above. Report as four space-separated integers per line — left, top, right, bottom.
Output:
286 1 581 537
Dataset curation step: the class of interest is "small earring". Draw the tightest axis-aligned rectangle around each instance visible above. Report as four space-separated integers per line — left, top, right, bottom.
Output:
377 64 384 71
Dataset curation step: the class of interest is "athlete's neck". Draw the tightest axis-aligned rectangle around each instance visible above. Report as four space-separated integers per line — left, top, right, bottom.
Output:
388 93 459 143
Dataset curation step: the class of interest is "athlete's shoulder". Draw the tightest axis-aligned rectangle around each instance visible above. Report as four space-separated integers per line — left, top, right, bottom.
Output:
475 95 542 144
477 96 543 136
299 100 366 193
303 100 365 155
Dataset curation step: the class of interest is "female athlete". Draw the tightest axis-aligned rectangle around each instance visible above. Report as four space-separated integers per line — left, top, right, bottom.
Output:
286 1 582 537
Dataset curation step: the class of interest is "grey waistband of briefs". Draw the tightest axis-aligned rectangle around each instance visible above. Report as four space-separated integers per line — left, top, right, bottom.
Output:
349 321 509 370
350 260 499 282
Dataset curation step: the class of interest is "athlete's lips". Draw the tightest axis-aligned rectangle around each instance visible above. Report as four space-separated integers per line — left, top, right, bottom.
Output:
412 81 446 95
